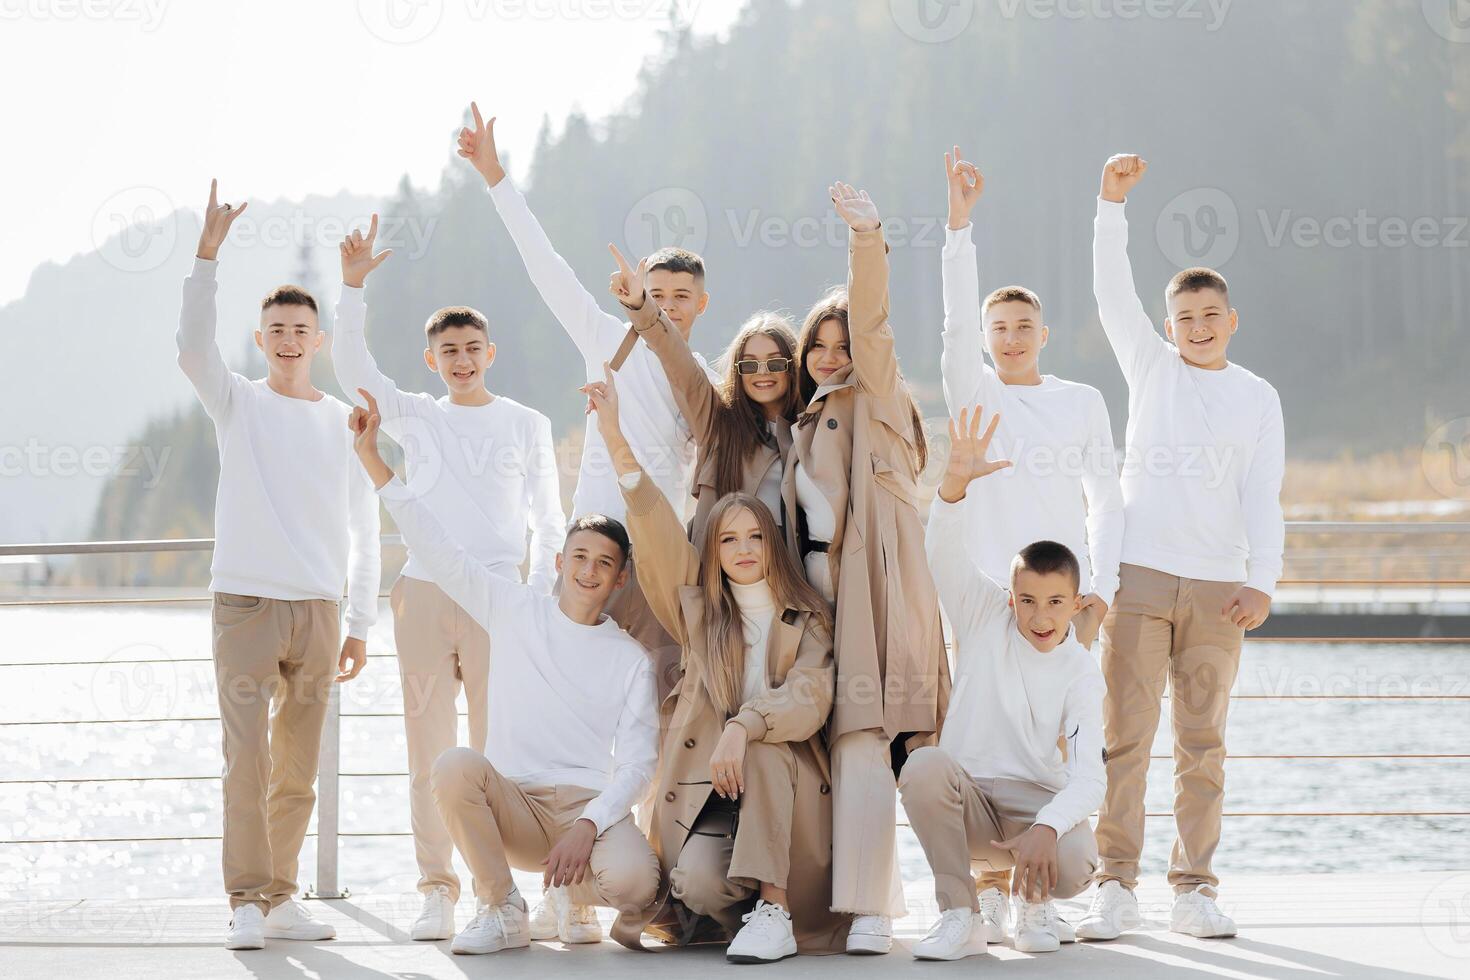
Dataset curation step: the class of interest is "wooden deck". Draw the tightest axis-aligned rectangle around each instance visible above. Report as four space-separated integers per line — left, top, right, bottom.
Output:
3 871 1467 978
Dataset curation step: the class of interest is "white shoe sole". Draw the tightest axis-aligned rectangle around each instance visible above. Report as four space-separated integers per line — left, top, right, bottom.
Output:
1076 905 1141 942
559 926 603 944
981 924 1007 944
263 927 335 941
410 923 453 941
845 932 892 954
225 935 264 950
1170 920 1237 939
913 940 988 961
1014 933 1061 953
529 919 559 941
728 939 798 963
451 936 530 955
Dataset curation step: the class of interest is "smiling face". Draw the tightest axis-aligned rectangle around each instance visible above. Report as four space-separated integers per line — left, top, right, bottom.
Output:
426 324 495 397
715 506 766 586
984 298 1048 382
1008 566 1083 652
737 332 794 418
646 268 709 340
1165 286 1238 370
555 528 629 609
256 303 322 379
805 316 851 384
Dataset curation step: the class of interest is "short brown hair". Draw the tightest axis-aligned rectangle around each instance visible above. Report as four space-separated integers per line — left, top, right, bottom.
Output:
565 514 631 567
1011 540 1081 592
260 285 318 314
647 247 705 283
1166 267 1229 305
424 306 489 340
983 285 1042 318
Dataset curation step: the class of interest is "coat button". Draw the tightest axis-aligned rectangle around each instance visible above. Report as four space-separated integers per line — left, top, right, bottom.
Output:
684 738 696 749
826 418 838 430
819 784 830 795
665 791 676 802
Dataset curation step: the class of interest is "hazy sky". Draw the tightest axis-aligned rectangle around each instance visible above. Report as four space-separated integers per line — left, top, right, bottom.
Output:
0 0 745 304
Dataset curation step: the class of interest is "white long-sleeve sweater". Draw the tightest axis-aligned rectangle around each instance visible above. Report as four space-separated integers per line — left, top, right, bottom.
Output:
1093 198 1286 595
332 286 564 593
175 258 380 638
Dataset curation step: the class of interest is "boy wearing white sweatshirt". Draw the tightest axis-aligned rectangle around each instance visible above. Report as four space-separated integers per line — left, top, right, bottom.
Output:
900 407 1106 962
938 147 1124 942
455 102 719 700
1078 155 1285 942
175 181 381 952
331 217 566 942
349 392 660 958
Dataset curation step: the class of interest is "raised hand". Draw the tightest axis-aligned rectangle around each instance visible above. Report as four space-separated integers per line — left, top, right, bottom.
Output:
197 178 248 261
944 145 984 230
456 101 505 186
829 181 880 232
606 243 648 310
1100 154 1149 204
939 405 1013 503
340 213 393 288
347 388 393 489
581 362 639 476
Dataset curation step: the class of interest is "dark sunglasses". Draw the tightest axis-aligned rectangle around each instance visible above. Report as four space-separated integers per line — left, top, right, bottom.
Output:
734 356 792 376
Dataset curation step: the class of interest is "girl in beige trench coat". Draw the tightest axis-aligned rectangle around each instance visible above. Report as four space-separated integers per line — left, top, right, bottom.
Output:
785 182 952 953
582 366 850 961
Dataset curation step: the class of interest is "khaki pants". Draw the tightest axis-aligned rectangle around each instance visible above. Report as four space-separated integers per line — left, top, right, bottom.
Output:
211 592 340 913
1094 562 1244 894
830 729 907 917
390 575 491 901
430 747 659 914
899 747 1097 910
668 741 797 933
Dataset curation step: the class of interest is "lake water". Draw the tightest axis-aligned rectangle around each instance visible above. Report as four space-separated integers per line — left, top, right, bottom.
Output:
3 603 1468 902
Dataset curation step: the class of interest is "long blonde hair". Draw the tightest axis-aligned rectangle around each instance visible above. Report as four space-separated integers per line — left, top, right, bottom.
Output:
697 493 833 716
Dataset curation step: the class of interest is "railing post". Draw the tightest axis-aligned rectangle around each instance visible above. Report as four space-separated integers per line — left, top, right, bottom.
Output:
308 681 346 899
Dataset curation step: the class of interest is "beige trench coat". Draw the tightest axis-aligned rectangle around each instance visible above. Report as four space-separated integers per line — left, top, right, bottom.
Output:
781 226 950 748
609 472 849 955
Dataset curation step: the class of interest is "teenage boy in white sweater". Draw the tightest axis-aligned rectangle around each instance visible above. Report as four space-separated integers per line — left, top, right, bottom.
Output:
349 391 660 958
939 147 1124 941
176 181 381 951
900 407 1105 962
1078 155 1285 942
455 101 718 699
331 217 566 942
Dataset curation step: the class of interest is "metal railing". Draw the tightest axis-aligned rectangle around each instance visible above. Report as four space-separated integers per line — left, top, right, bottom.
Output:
2 524 1469 897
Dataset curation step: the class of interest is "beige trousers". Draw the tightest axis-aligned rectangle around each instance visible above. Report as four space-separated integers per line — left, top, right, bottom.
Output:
1094 562 1245 895
898 747 1097 910
430 747 660 914
390 575 491 901
830 729 907 917
211 592 340 913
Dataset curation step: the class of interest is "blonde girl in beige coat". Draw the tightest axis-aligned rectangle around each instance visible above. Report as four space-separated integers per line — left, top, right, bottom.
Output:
583 364 850 963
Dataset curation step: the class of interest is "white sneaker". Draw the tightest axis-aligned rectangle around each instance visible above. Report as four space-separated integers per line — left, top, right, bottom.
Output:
225 904 265 950
528 887 559 941
450 898 531 955
727 900 798 963
845 913 892 954
912 908 989 961
1055 911 1077 943
263 899 335 941
410 885 455 941
1076 880 1141 941
550 884 603 944
1171 885 1237 938
977 887 1009 943
1013 900 1063 953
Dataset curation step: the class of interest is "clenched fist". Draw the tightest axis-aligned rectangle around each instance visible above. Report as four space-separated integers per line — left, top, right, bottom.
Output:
1100 154 1149 204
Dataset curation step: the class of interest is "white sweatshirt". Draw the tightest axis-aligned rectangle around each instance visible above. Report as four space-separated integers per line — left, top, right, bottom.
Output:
731 578 776 705
488 177 718 523
175 258 381 639
379 477 657 835
1093 199 1286 595
332 287 564 593
926 497 1105 836
941 223 1125 606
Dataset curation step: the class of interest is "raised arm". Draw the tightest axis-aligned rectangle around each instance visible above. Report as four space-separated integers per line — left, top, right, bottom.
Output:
333 215 418 419
1094 155 1169 381
578 658 659 836
525 412 566 595
457 102 626 366
609 243 721 442
176 180 250 420
583 365 697 644
940 148 1004 414
927 406 1014 630
832 181 899 397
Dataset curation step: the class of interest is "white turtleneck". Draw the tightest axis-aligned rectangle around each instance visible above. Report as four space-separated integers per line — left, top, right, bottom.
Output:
730 577 777 706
